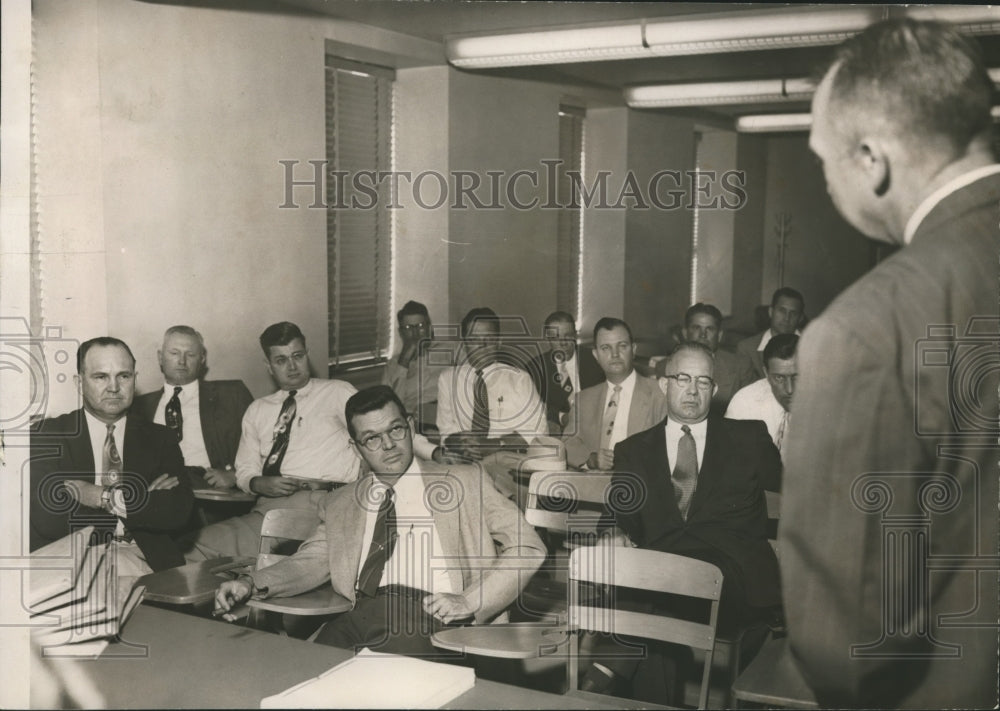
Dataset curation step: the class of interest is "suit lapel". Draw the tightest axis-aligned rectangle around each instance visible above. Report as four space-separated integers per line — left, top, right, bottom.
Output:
628 376 650 436
330 476 373 599
69 412 96 472
688 417 724 520
421 461 466 593
122 416 148 479
198 380 220 467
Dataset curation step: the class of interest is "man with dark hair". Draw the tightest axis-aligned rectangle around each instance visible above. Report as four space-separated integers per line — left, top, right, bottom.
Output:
656 303 756 413
134 325 253 490
30 337 193 573
563 317 667 470
182 321 361 561
580 342 781 702
527 311 603 433
436 307 546 460
736 287 804 379
784 19 999 708
726 333 798 464
214 385 544 657
381 301 448 432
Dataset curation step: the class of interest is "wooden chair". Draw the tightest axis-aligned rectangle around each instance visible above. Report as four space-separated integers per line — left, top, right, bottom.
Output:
731 637 818 709
244 508 351 635
519 471 613 621
566 546 724 710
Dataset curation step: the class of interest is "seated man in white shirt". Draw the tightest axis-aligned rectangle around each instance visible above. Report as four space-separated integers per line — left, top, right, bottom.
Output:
381 300 450 434
726 333 798 467
181 322 361 561
214 385 545 657
436 307 547 462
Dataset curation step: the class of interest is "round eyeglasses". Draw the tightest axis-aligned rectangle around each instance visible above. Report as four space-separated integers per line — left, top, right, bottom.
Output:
664 373 715 391
358 424 410 451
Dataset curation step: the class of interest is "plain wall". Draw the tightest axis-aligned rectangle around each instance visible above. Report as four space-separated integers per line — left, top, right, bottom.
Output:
694 130 738 316
731 134 769 333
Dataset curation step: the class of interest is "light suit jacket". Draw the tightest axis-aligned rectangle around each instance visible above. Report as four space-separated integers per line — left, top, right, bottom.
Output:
562 373 669 468
250 459 545 624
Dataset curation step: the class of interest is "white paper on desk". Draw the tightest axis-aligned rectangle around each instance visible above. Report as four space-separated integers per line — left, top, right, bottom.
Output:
259 649 475 709
27 527 96 609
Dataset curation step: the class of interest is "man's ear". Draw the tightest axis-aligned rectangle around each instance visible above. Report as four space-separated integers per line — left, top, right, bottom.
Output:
630 342 637 357
857 137 890 197
74 373 82 390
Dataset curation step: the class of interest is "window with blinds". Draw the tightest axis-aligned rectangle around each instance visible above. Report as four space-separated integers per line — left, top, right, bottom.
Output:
556 105 585 321
325 57 394 369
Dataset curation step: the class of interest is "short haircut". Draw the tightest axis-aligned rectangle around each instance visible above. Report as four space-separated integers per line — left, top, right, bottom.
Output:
345 385 408 440
259 322 306 355
163 325 205 351
771 287 804 309
76 337 136 374
544 311 576 328
460 307 499 339
592 317 632 344
669 340 715 363
763 333 799 369
396 300 429 326
826 19 993 158
684 303 723 328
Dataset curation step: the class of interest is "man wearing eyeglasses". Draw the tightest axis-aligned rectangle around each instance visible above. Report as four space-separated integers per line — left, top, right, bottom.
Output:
726 333 798 466
214 385 544 656
580 342 781 702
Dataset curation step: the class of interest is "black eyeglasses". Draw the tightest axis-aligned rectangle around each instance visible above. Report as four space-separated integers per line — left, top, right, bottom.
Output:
357 423 410 451
664 373 715 391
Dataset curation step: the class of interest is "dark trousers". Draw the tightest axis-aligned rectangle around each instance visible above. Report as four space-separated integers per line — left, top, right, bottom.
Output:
314 586 464 660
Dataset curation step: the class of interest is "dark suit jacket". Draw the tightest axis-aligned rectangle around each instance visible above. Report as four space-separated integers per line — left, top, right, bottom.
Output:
782 173 1000 709
609 416 782 609
134 379 253 470
735 331 767 380
29 410 194 571
527 348 604 430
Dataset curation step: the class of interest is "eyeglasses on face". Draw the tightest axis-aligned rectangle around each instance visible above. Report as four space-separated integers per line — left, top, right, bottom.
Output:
358 423 410 451
665 373 715 390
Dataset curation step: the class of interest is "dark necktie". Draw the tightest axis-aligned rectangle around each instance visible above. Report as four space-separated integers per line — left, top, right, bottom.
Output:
262 390 297 477
556 356 573 396
672 425 698 520
471 368 490 434
356 487 397 597
164 386 183 441
102 424 121 486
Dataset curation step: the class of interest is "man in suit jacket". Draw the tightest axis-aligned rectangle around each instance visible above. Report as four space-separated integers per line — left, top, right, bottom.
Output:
784 20 999 709
215 386 545 656
656 303 756 415
563 317 668 469
580 342 781 702
30 337 194 573
134 325 253 489
527 311 603 434
735 288 804 379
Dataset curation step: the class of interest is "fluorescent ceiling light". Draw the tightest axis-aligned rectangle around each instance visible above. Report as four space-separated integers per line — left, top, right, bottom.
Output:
446 6 1000 69
626 78 815 108
737 105 1000 133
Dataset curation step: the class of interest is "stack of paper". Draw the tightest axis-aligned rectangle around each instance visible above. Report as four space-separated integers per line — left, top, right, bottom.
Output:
28 527 145 656
260 649 475 709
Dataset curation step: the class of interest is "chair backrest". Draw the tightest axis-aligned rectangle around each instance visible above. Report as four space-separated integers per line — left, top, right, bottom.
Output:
524 471 612 534
567 546 724 710
257 508 321 571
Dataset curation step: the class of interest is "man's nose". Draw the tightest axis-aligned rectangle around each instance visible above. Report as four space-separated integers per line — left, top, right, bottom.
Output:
784 379 796 397
382 433 396 450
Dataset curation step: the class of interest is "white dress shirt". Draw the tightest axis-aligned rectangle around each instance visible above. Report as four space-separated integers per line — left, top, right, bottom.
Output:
664 416 708 474
84 410 128 529
234 378 361 493
436 361 547 440
152 380 210 468
605 369 638 450
725 378 786 445
357 460 454 595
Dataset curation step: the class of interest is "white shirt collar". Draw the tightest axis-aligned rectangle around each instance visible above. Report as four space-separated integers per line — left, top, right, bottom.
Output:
163 380 198 399
903 164 1000 245
605 368 637 399
84 408 126 436
665 416 707 439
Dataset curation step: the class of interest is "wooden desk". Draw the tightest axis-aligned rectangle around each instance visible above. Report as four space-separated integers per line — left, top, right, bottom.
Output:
731 637 818 709
84 606 631 709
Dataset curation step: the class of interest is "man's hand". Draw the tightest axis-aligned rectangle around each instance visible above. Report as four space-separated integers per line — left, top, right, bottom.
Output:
249 476 299 497
397 342 419 368
63 480 103 509
204 467 236 489
422 592 475 624
586 449 615 471
149 473 180 491
214 579 252 622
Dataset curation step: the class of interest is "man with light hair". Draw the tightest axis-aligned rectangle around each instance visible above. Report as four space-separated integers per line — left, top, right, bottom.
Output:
784 18 999 708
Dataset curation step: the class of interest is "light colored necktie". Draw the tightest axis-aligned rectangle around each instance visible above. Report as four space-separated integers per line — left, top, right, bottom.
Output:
102 424 122 486
672 425 698 520
598 384 622 451
775 410 790 457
